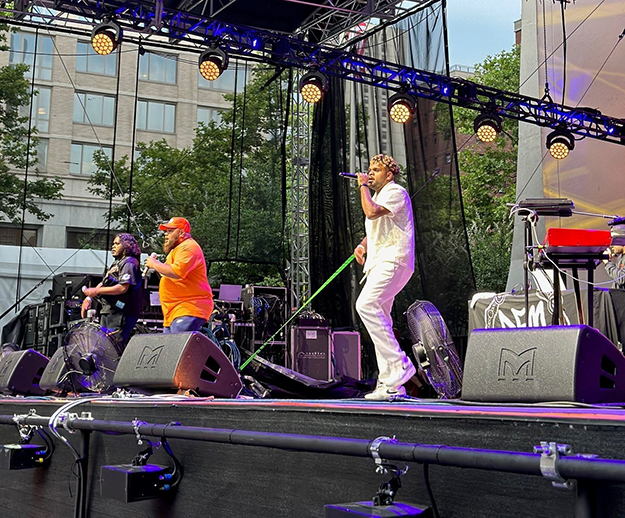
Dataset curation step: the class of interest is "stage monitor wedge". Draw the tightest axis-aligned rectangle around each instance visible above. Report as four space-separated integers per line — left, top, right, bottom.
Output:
0 349 48 396
462 325 625 404
114 332 242 398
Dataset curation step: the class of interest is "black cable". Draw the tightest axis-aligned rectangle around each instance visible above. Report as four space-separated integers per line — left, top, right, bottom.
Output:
225 62 240 258
423 463 440 518
161 437 184 488
234 61 249 259
559 0 568 107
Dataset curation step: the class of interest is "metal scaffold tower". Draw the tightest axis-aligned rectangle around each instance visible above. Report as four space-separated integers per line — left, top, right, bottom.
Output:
289 76 312 310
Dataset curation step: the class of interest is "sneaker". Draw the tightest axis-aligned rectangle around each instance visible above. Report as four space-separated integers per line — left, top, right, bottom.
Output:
364 384 407 401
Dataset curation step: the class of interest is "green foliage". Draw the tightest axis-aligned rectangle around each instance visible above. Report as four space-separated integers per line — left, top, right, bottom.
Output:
0 25 64 223
88 67 288 286
456 45 520 293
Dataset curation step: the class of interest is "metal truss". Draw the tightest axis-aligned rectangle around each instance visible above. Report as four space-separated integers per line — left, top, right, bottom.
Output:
289 73 311 309
3 0 624 145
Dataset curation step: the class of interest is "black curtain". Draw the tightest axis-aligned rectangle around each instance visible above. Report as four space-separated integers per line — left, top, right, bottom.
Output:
308 1 475 378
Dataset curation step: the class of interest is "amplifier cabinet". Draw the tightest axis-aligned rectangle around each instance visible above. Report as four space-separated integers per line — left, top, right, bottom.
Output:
331 331 361 380
291 326 332 381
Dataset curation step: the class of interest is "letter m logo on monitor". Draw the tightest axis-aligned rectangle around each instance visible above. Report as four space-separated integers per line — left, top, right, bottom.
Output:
498 347 537 381
136 345 164 369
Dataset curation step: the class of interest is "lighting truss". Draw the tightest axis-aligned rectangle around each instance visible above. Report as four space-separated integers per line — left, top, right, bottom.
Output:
3 0 624 146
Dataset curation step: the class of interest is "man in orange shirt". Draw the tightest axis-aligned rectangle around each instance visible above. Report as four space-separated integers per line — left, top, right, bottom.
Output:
145 217 214 333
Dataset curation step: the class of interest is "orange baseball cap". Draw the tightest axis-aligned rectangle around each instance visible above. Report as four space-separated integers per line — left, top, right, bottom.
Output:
159 217 191 233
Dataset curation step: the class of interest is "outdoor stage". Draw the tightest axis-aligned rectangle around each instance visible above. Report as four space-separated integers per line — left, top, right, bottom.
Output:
1 395 625 517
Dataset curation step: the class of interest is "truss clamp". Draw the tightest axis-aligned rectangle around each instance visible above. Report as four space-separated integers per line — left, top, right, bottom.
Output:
369 436 408 476
533 441 573 490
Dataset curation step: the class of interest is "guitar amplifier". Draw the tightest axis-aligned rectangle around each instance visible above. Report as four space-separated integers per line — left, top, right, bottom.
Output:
331 331 361 380
291 326 332 380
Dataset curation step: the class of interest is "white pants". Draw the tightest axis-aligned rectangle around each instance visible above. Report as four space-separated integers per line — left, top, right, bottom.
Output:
356 261 413 387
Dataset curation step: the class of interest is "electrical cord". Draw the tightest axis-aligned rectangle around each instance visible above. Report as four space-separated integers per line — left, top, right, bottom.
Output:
423 463 440 518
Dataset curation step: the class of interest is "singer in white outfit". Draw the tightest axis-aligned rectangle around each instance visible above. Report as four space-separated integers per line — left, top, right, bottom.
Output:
354 154 416 401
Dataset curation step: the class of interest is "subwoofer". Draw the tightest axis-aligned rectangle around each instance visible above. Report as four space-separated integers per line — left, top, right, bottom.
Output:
113 332 242 398
0 350 48 396
462 325 625 403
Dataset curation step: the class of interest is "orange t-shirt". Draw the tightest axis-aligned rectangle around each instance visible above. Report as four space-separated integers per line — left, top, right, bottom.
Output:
159 237 214 326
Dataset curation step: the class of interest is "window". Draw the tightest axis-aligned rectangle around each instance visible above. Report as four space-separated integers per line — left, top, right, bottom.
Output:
197 106 223 126
137 100 176 133
9 32 53 80
66 227 115 250
139 52 177 84
0 225 38 246
76 41 117 76
73 92 115 126
36 138 48 171
70 143 112 175
198 65 249 91
19 87 51 133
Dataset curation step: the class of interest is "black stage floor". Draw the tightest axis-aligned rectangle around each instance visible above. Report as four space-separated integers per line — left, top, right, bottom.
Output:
1 395 625 517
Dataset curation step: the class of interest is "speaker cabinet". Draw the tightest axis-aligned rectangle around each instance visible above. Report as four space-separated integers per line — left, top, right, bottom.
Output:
291 326 332 380
113 332 242 398
331 331 361 380
0 350 48 396
39 347 71 393
462 325 625 403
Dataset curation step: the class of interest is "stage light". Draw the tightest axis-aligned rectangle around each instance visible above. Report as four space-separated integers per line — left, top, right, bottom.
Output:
91 21 122 56
198 47 229 81
546 129 575 159
473 113 503 143
388 92 416 124
299 71 328 104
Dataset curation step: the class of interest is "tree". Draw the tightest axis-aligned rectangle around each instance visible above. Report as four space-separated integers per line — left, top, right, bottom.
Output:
454 45 520 292
0 25 63 223
88 66 288 286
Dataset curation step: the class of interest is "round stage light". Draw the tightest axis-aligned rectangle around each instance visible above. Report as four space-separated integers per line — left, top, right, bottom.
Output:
199 48 229 81
91 21 122 56
388 93 416 124
546 129 575 159
473 113 503 143
299 71 328 104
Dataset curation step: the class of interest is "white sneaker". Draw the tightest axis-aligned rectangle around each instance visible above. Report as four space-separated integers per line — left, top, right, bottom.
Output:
364 384 407 401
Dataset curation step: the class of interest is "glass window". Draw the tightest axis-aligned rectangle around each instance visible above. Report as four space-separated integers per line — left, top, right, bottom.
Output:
69 143 112 175
139 52 177 84
73 92 115 125
36 138 48 171
197 106 223 126
137 100 176 133
198 65 249 91
9 32 53 80
19 86 51 133
76 41 117 76
66 227 115 250
0 225 38 246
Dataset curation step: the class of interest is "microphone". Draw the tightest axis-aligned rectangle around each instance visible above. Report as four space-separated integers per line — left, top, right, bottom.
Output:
339 172 358 178
143 253 157 277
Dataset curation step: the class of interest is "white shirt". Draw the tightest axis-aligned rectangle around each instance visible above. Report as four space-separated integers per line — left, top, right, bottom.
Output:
363 181 415 275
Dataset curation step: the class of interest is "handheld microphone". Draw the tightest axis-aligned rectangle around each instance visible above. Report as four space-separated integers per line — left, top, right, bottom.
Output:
339 172 358 178
143 253 157 277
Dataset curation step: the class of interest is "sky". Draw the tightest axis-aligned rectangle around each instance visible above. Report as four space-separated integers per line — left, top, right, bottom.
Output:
446 0 522 68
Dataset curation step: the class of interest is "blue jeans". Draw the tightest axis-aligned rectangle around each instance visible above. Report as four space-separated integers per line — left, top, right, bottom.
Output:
163 316 207 334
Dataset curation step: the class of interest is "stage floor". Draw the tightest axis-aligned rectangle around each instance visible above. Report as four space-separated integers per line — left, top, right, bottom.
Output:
1 395 625 517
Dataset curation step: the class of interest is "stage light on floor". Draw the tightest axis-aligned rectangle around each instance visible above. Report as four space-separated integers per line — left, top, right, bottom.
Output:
473 112 502 143
547 129 575 159
299 71 328 104
91 21 122 56
388 93 416 124
198 47 229 81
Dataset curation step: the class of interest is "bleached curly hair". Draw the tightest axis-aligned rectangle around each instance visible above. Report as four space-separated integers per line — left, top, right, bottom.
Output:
370 154 400 177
